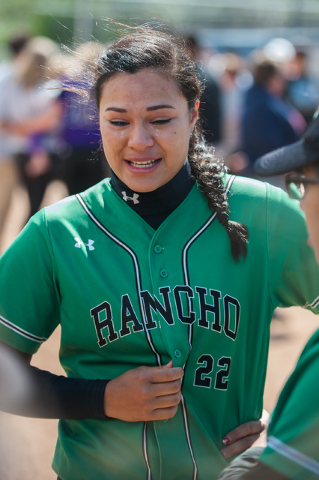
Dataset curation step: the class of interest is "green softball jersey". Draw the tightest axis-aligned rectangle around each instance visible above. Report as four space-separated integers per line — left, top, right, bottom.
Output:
260 328 319 479
0 174 319 480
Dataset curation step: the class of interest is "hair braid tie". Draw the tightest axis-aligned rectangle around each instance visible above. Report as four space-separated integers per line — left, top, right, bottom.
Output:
218 211 229 228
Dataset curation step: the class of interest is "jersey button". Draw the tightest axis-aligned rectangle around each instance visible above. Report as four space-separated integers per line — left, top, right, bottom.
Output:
174 349 182 358
160 269 168 278
154 245 163 254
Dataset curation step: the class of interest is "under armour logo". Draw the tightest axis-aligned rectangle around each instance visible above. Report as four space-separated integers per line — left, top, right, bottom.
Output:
122 191 139 204
74 237 95 251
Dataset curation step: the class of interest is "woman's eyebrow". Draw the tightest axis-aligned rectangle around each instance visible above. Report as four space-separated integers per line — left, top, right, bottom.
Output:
105 104 176 113
147 104 176 111
105 107 127 112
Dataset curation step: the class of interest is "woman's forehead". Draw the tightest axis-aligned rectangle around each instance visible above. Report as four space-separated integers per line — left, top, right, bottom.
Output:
101 69 178 92
99 69 186 108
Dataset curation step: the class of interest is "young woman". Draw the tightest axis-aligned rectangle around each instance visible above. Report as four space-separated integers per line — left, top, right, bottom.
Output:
0 25 318 480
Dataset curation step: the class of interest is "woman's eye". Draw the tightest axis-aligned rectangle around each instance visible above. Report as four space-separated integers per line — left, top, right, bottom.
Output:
109 120 129 127
152 119 171 125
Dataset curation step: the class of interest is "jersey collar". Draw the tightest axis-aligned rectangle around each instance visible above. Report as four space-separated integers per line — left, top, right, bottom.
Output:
110 160 195 230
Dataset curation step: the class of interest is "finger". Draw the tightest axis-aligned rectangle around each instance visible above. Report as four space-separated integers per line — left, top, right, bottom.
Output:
161 360 174 369
149 366 184 383
220 433 260 460
151 391 182 409
222 419 264 446
151 378 182 397
151 405 179 421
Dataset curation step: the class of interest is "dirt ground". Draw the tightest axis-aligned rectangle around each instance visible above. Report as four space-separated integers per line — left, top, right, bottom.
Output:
0 183 318 480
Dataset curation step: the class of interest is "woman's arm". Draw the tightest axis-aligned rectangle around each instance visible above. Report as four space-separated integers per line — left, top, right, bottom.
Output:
0 100 63 136
0 340 107 419
0 341 184 421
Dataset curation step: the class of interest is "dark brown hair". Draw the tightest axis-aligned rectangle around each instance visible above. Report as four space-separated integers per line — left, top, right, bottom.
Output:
93 24 248 261
254 60 278 86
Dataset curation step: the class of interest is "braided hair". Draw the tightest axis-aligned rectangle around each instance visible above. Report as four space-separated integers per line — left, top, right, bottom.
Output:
188 123 248 261
92 23 248 261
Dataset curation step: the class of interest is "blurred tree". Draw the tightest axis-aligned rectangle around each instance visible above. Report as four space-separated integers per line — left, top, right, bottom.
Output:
2 0 319 55
34 15 75 46
0 0 37 44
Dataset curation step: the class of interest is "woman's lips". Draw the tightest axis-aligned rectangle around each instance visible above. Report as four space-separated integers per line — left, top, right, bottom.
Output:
125 158 161 169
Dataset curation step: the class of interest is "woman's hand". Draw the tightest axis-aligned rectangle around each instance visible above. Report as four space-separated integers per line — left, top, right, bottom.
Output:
104 360 184 422
220 410 270 460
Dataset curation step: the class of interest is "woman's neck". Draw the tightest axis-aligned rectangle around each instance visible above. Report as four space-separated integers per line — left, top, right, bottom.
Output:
110 161 195 229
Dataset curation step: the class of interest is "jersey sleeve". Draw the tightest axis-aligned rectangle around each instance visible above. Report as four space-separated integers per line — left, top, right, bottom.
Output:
0 209 60 354
266 183 319 312
217 447 288 480
259 330 319 479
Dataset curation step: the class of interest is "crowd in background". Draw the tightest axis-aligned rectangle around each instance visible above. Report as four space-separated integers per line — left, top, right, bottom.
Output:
0 30 318 253
192 36 318 180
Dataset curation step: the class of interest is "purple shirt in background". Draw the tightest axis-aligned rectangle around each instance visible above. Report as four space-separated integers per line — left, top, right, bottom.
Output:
60 81 101 150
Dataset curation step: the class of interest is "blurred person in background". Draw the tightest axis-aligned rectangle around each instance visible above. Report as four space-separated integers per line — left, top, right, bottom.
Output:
218 110 319 480
0 33 30 252
0 36 64 222
0 33 30 80
238 59 306 180
58 42 110 195
285 49 319 124
212 52 253 170
187 35 222 145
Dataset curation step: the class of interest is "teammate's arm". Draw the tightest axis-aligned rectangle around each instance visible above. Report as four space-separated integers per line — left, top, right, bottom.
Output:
243 462 289 480
217 447 289 480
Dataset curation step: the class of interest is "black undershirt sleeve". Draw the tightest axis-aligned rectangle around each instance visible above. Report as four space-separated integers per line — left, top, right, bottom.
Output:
0 340 108 419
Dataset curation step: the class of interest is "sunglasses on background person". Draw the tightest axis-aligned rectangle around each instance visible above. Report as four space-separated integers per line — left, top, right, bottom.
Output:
285 173 319 201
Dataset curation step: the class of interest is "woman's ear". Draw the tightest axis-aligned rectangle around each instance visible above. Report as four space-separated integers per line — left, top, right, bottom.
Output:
190 99 199 131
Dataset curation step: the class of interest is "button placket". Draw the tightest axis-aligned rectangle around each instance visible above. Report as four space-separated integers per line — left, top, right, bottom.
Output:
149 238 173 356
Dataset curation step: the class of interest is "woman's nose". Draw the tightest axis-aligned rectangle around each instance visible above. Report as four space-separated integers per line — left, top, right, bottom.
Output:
128 124 154 150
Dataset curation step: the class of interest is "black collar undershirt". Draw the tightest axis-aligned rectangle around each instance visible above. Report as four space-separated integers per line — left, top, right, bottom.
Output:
110 161 195 230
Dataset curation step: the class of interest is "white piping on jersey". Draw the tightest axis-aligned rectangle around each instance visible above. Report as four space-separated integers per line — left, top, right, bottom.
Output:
77 193 162 480
76 194 161 368
182 174 235 300
224 175 235 199
0 314 47 343
182 211 217 347
268 436 319 475
180 212 219 480
181 395 198 479
143 422 152 480
304 294 319 309
180 175 235 480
